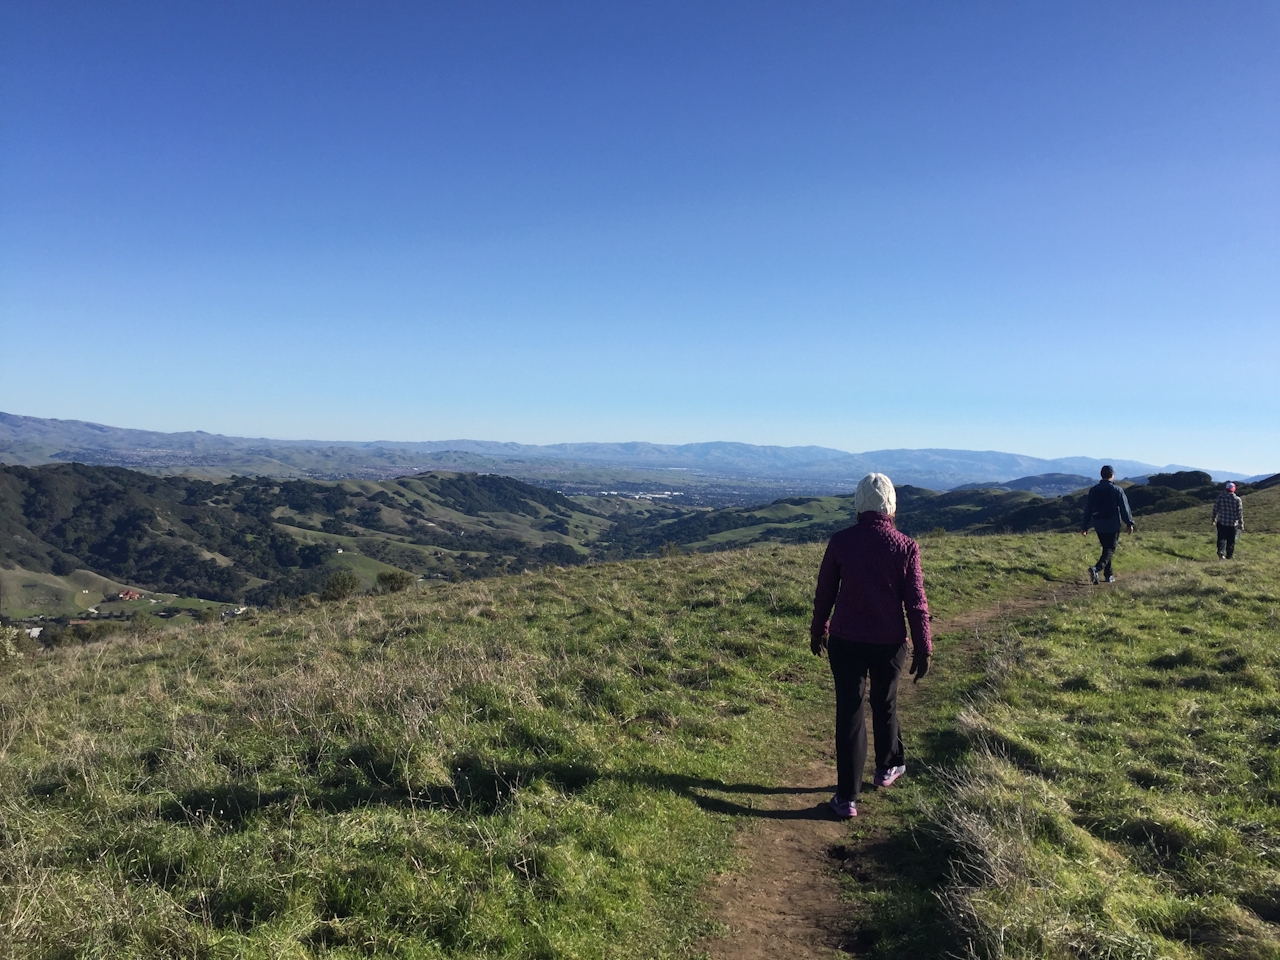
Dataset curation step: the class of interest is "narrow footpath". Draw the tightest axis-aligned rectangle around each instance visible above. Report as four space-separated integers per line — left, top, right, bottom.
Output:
697 579 1099 959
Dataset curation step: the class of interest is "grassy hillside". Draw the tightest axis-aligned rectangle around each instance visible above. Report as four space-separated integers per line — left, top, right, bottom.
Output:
934 535 1280 958
1 546 828 959
0 566 141 618
1139 482 1280 535
0 528 1207 959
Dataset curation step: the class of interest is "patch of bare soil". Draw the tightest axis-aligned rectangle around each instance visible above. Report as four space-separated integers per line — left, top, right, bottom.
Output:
699 577 1120 959
697 751 852 959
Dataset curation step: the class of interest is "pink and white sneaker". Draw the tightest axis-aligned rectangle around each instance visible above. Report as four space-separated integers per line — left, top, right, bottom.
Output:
829 796 857 818
874 765 906 788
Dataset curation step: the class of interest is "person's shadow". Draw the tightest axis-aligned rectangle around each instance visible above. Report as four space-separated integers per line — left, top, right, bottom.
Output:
617 768 844 820
155 755 847 828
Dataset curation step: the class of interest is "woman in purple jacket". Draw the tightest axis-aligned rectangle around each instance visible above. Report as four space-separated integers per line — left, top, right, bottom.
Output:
810 473 932 819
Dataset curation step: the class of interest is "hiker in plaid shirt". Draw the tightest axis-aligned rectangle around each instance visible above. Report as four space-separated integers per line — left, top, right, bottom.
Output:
1212 482 1244 559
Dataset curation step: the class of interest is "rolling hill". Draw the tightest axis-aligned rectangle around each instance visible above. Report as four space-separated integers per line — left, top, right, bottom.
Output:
5 460 1273 618
0 464 632 612
951 472 1093 497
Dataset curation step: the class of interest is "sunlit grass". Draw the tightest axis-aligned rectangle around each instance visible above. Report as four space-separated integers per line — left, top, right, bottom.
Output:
935 535 1280 959
3 549 817 958
0 529 1248 958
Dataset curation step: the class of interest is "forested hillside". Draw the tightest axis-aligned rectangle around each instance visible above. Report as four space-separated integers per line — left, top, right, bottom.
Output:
0 465 608 605
4 464 1273 611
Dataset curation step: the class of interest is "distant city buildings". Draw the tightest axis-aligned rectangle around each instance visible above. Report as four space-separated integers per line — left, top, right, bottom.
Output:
596 491 685 500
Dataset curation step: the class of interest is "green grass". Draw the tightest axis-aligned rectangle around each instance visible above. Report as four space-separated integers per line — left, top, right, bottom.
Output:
917 528 1189 616
931 534 1280 959
0 566 139 618
2 547 825 958
327 550 422 591
1141 483 1280 535
2 528 1270 958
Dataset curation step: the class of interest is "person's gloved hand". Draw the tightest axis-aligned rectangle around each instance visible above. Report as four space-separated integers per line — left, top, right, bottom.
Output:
909 650 930 682
810 633 827 657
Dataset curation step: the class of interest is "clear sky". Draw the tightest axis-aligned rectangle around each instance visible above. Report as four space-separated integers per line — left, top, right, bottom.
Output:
2 2 1277 473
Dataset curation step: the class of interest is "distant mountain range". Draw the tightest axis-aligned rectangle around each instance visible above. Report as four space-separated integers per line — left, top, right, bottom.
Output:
0 411 1260 493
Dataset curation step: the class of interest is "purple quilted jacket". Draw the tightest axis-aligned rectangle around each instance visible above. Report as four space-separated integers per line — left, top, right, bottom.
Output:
810 513 932 655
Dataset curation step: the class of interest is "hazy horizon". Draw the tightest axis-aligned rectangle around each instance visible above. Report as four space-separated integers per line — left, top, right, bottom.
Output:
1 407 1263 479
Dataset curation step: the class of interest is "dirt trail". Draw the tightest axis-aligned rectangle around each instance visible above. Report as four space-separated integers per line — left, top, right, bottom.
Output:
698 578 1101 959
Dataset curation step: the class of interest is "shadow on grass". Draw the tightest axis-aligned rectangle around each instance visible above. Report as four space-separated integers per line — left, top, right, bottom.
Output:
828 826 957 959
158 756 846 828
1147 543 1202 562
137 622 979 834
155 682 975 834
917 727 969 767
625 768 841 820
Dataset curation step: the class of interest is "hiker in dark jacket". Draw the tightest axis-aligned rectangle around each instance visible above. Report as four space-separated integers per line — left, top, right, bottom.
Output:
1080 465 1135 583
1211 482 1244 559
810 473 931 819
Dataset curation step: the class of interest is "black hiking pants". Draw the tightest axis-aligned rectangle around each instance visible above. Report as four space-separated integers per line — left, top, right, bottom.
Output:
1095 531 1120 578
828 640 907 802
1217 524 1238 559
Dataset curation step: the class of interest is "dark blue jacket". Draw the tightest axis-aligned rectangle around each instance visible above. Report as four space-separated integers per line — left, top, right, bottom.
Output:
1081 480 1134 534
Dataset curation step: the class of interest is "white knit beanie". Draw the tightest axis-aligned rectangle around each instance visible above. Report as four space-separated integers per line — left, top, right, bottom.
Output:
854 473 896 516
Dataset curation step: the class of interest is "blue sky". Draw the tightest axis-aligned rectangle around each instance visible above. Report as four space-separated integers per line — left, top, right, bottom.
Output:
2 2 1277 473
